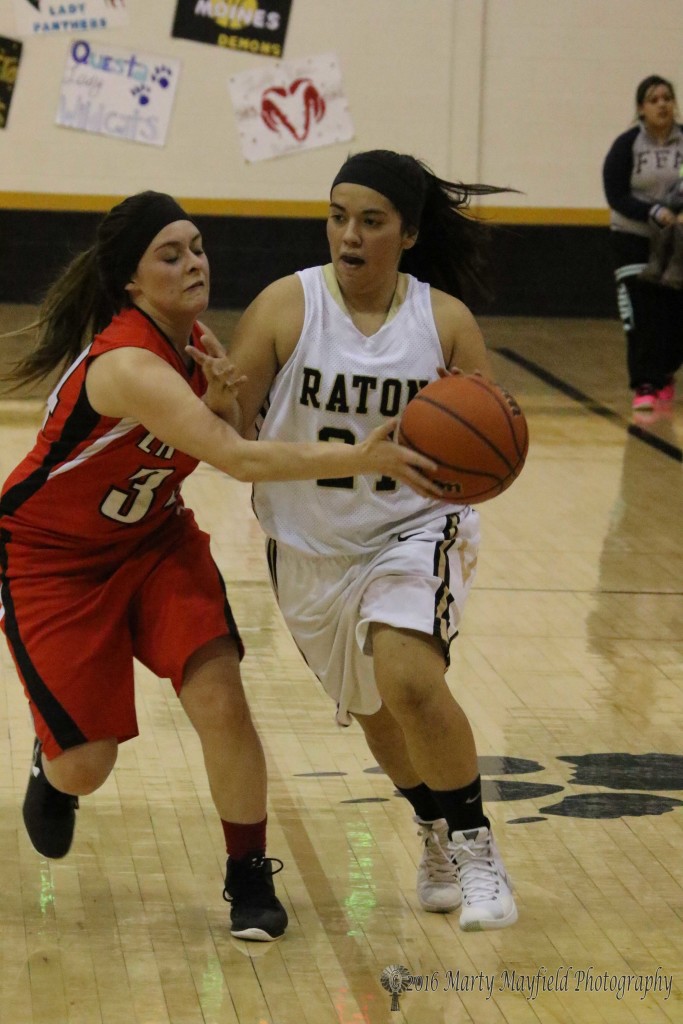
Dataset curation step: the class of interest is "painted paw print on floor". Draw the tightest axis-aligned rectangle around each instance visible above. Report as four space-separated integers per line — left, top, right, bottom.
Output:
296 754 683 820
468 753 683 822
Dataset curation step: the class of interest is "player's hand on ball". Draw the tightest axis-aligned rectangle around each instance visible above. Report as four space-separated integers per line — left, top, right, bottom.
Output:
399 374 529 503
359 418 444 498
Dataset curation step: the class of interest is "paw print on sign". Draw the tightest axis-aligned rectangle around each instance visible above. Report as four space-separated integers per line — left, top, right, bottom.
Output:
152 66 173 90
131 85 151 107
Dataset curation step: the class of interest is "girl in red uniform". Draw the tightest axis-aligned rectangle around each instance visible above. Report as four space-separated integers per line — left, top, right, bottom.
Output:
0 191 438 941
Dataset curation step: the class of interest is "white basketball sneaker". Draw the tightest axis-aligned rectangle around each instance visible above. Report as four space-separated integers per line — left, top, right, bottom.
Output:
448 826 518 931
414 817 462 913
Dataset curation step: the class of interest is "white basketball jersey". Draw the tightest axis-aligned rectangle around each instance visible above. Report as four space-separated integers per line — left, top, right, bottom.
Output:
252 266 466 555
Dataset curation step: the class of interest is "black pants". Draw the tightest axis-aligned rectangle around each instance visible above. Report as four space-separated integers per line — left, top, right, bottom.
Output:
609 230 683 390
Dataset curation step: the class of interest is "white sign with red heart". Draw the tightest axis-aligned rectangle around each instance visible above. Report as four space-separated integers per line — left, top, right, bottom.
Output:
228 51 354 162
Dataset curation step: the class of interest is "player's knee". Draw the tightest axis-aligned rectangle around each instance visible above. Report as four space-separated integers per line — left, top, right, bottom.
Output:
185 675 253 738
181 637 252 732
210 684 252 730
45 738 118 795
382 677 435 720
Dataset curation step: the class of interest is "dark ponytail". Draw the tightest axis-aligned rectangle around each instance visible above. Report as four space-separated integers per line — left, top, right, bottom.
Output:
3 247 116 388
399 159 511 303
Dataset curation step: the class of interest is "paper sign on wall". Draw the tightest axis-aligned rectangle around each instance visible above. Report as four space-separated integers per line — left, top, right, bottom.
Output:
56 38 180 147
228 52 354 162
13 0 129 37
0 36 22 129
172 0 292 59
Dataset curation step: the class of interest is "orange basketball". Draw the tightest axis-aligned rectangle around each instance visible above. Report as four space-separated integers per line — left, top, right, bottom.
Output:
398 374 529 503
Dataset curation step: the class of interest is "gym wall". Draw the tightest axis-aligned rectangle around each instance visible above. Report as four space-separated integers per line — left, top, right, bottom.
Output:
1 0 682 315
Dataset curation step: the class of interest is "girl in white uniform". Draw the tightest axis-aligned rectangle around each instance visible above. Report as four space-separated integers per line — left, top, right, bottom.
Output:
229 150 518 932
255 265 480 723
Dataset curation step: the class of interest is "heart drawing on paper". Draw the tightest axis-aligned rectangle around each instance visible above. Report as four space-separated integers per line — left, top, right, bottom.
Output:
260 78 326 141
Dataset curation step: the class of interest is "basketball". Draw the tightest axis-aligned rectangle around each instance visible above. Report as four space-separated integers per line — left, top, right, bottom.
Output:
398 373 529 503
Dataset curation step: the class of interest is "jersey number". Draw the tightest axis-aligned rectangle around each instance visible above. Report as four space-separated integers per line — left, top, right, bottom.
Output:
100 468 175 523
316 426 396 492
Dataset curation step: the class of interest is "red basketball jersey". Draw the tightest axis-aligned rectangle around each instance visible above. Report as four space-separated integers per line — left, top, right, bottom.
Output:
0 306 206 553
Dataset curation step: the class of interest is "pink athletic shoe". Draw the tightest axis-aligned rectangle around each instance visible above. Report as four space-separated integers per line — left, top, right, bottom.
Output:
656 379 675 403
632 385 656 411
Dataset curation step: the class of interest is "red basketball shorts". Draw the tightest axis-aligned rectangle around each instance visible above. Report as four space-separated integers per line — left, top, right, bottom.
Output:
0 510 242 759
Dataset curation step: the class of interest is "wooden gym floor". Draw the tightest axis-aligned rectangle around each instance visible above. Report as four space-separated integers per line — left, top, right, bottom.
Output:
0 306 681 1024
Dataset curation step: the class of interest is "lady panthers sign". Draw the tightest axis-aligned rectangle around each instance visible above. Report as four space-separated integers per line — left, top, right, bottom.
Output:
12 0 128 36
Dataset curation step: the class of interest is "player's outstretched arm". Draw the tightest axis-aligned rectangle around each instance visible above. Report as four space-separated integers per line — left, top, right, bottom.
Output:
85 346 442 493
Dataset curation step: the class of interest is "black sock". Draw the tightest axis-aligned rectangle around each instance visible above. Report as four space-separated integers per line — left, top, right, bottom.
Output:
396 782 443 822
432 775 489 834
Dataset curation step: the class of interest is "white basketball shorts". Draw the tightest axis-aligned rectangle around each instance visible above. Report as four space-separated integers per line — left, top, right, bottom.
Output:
265 508 480 725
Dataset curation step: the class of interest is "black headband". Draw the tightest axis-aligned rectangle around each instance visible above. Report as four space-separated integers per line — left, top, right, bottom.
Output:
100 192 190 296
331 153 425 228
